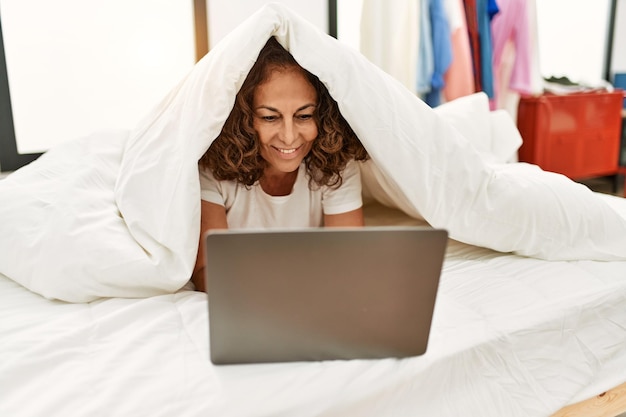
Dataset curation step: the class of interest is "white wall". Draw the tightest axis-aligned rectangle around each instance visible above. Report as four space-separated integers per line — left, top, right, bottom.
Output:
1 0 196 153
535 0 612 84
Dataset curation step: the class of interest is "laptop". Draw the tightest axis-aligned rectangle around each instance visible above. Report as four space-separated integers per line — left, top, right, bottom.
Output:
204 226 448 365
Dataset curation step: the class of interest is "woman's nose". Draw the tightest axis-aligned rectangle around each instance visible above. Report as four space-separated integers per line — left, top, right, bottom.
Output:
280 120 297 146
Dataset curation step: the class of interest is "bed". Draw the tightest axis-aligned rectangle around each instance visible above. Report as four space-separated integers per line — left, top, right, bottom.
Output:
1 197 626 417
1 3 626 416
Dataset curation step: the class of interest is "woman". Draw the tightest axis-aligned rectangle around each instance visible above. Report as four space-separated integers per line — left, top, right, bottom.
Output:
192 37 368 291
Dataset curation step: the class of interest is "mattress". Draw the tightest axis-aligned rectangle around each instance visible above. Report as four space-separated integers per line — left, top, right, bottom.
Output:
1 194 625 417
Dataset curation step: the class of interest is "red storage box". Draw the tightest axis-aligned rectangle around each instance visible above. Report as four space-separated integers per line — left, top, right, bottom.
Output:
516 90 624 180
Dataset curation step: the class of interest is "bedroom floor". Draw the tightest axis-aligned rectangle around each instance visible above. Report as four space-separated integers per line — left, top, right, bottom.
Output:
578 175 625 197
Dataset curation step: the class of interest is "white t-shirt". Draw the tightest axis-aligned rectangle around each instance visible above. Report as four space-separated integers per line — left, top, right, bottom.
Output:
199 160 363 229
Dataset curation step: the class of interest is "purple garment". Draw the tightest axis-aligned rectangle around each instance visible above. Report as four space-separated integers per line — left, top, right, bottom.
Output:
490 0 532 98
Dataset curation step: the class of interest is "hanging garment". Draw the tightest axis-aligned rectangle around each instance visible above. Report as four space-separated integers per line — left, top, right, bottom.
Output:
490 0 533 114
487 0 500 18
476 0 496 98
463 0 482 92
361 0 420 93
417 0 435 95
442 0 475 101
425 0 453 107
526 0 543 95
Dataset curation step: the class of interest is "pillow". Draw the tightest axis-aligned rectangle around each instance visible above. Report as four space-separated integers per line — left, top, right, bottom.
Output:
361 92 522 219
433 92 493 157
489 109 522 163
433 92 523 164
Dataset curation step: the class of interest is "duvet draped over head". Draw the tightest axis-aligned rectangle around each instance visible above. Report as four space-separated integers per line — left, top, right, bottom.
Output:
0 3 625 302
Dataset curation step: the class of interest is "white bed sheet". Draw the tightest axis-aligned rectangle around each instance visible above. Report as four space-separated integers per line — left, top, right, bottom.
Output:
1 193 625 417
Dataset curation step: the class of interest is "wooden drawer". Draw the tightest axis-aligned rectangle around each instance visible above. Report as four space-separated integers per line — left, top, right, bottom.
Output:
517 91 624 180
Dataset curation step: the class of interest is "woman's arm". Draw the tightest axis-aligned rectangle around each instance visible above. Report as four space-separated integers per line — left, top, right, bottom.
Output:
324 207 364 227
192 200 228 292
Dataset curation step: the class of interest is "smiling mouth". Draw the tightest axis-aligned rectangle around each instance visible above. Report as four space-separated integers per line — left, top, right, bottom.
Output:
273 145 301 154
277 148 297 154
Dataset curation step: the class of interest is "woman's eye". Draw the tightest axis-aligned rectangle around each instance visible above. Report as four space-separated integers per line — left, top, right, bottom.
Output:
261 115 277 122
297 114 313 121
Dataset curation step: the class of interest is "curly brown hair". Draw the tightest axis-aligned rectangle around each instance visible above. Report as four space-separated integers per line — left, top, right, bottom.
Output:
199 36 368 188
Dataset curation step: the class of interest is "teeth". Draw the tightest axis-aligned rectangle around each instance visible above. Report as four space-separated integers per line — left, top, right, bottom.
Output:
278 148 296 154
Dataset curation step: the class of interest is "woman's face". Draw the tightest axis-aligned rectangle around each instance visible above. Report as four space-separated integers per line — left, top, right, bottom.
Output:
252 67 318 175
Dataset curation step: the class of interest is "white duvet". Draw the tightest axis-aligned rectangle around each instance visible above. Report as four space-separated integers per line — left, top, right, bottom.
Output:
0 3 625 302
